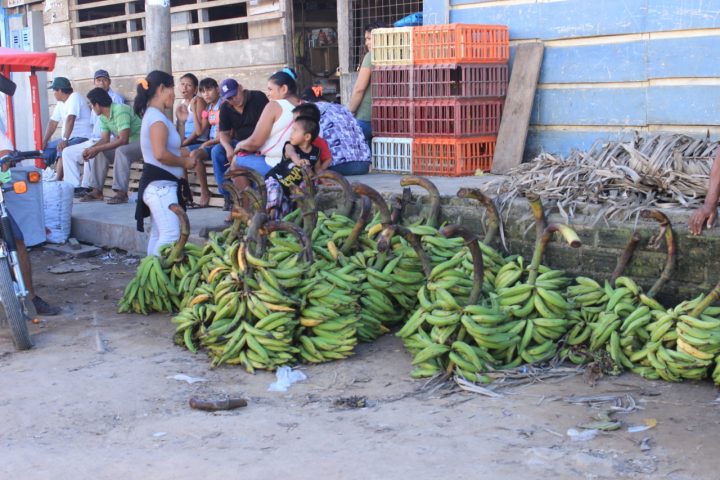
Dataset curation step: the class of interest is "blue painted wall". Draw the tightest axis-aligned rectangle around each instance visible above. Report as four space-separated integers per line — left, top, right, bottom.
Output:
424 0 720 158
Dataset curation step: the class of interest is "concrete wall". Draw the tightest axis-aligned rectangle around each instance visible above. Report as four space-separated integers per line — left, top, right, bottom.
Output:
424 0 720 159
42 0 288 108
317 189 713 306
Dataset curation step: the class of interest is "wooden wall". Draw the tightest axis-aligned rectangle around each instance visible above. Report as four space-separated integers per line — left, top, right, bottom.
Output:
424 0 720 158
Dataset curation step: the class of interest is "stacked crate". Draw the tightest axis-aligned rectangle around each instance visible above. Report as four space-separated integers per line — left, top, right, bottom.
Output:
370 24 509 176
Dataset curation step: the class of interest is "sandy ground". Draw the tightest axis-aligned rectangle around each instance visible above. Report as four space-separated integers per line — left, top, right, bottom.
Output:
1 247 720 480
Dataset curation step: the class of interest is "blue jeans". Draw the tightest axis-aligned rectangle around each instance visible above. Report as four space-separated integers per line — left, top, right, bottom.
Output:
356 119 372 144
235 154 272 176
330 161 370 176
44 137 88 167
211 141 237 195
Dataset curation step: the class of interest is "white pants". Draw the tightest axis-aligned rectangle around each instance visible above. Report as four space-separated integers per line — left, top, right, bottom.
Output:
62 139 96 188
143 180 180 256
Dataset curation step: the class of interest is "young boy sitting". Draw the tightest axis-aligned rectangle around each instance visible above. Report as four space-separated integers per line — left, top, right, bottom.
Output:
265 115 320 219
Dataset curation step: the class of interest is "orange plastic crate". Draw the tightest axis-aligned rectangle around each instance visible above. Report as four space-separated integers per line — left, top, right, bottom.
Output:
372 66 412 99
413 24 509 64
371 99 413 137
412 137 495 176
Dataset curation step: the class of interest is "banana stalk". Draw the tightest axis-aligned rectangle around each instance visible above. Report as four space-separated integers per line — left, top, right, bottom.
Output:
394 225 432 277
457 188 501 246
162 203 190 267
439 224 485 306
353 182 394 252
690 278 720 317
245 212 268 261
610 232 641 286
223 182 253 240
317 170 354 217
528 224 582 285
400 176 441 228
264 220 313 263
226 166 267 209
342 196 372 255
527 194 547 247
642 210 675 299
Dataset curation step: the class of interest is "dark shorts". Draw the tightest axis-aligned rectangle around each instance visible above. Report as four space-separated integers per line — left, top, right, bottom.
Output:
6 212 23 242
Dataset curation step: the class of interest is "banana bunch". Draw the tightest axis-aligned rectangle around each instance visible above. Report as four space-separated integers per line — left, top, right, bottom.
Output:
296 259 361 363
118 255 180 314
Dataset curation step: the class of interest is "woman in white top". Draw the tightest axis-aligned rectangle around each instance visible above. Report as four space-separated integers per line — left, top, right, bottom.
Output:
232 68 303 191
133 70 196 256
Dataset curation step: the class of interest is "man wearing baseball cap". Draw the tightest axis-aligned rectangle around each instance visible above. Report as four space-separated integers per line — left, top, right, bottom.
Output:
210 78 267 207
41 76 93 168
60 69 125 195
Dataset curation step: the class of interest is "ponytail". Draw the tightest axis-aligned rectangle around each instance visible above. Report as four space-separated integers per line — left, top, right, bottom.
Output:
133 70 174 117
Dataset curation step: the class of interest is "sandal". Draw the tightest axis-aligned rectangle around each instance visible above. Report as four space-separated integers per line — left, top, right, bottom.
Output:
79 192 103 202
106 194 128 205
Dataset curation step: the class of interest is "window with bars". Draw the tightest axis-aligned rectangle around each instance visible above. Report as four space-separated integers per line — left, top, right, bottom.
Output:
350 0 423 70
72 0 271 57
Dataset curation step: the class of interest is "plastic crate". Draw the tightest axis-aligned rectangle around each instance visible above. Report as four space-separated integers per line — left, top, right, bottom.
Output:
412 24 509 64
371 27 413 66
413 98 503 137
371 99 413 137
413 64 508 98
372 137 413 173
412 137 496 176
372 66 412 99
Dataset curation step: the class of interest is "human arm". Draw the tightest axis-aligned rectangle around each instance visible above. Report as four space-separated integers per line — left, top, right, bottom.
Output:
149 121 195 169
83 129 131 160
57 115 77 152
41 120 59 149
235 101 280 153
689 150 720 235
175 103 188 139
217 130 235 162
348 54 372 115
313 137 332 173
284 143 309 167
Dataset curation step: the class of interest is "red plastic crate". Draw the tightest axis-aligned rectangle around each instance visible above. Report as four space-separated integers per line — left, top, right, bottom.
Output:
413 98 503 137
371 100 413 137
413 24 509 64
412 137 496 177
372 66 412 100
413 64 508 98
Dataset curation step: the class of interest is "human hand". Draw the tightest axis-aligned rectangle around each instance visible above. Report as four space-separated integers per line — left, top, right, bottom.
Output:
57 140 67 152
82 147 96 161
184 156 196 170
689 205 717 236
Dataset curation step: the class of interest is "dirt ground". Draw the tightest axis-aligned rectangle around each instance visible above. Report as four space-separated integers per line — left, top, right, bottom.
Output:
2 247 720 480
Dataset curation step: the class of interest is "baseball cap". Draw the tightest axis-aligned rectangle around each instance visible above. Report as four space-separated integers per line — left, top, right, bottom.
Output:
219 78 239 101
94 69 110 80
49 77 71 90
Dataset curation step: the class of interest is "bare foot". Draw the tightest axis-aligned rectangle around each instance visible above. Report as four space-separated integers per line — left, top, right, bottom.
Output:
198 193 210 208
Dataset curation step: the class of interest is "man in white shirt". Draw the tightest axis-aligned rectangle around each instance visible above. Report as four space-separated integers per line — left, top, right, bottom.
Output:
0 131 60 315
59 70 125 194
41 76 93 168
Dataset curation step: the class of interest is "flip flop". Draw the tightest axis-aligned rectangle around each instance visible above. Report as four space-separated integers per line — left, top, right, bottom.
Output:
79 193 103 202
106 194 128 205
187 202 209 209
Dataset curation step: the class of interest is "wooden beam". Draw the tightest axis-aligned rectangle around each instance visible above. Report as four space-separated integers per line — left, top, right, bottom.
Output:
73 12 144 29
72 30 145 45
170 11 282 32
491 42 545 174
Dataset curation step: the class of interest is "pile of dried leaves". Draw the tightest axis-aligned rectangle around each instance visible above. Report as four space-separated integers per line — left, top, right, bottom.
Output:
488 133 719 221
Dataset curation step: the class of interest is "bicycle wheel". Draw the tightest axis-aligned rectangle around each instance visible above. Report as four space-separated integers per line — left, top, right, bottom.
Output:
0 256 31 350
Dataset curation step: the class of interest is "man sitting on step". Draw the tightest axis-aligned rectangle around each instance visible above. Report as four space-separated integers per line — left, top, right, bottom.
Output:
78 88 142 204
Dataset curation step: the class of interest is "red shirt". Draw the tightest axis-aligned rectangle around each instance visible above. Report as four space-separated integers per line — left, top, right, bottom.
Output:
313 137 332 162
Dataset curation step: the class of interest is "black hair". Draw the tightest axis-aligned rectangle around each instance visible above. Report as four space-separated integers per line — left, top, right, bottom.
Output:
294 115 319 142
86 87 112 108
134 70 174 117
300 87 322 103
269 67 298 95
58 87 73 95
180 73 199 88
365 20 387 33
292 103 320 123
199 77 218 91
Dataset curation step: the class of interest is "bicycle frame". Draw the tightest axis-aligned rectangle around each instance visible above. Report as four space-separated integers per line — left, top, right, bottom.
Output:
0 185 28 300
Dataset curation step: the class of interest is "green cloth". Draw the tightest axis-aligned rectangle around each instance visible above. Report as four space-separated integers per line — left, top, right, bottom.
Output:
355 53 373 122
0 169 11 185
100 103 141 142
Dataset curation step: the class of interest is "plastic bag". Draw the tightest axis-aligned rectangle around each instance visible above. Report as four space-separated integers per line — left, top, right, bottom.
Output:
42 180 73 244
394 12 423 27
268 366 307 392
566 428 599 442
